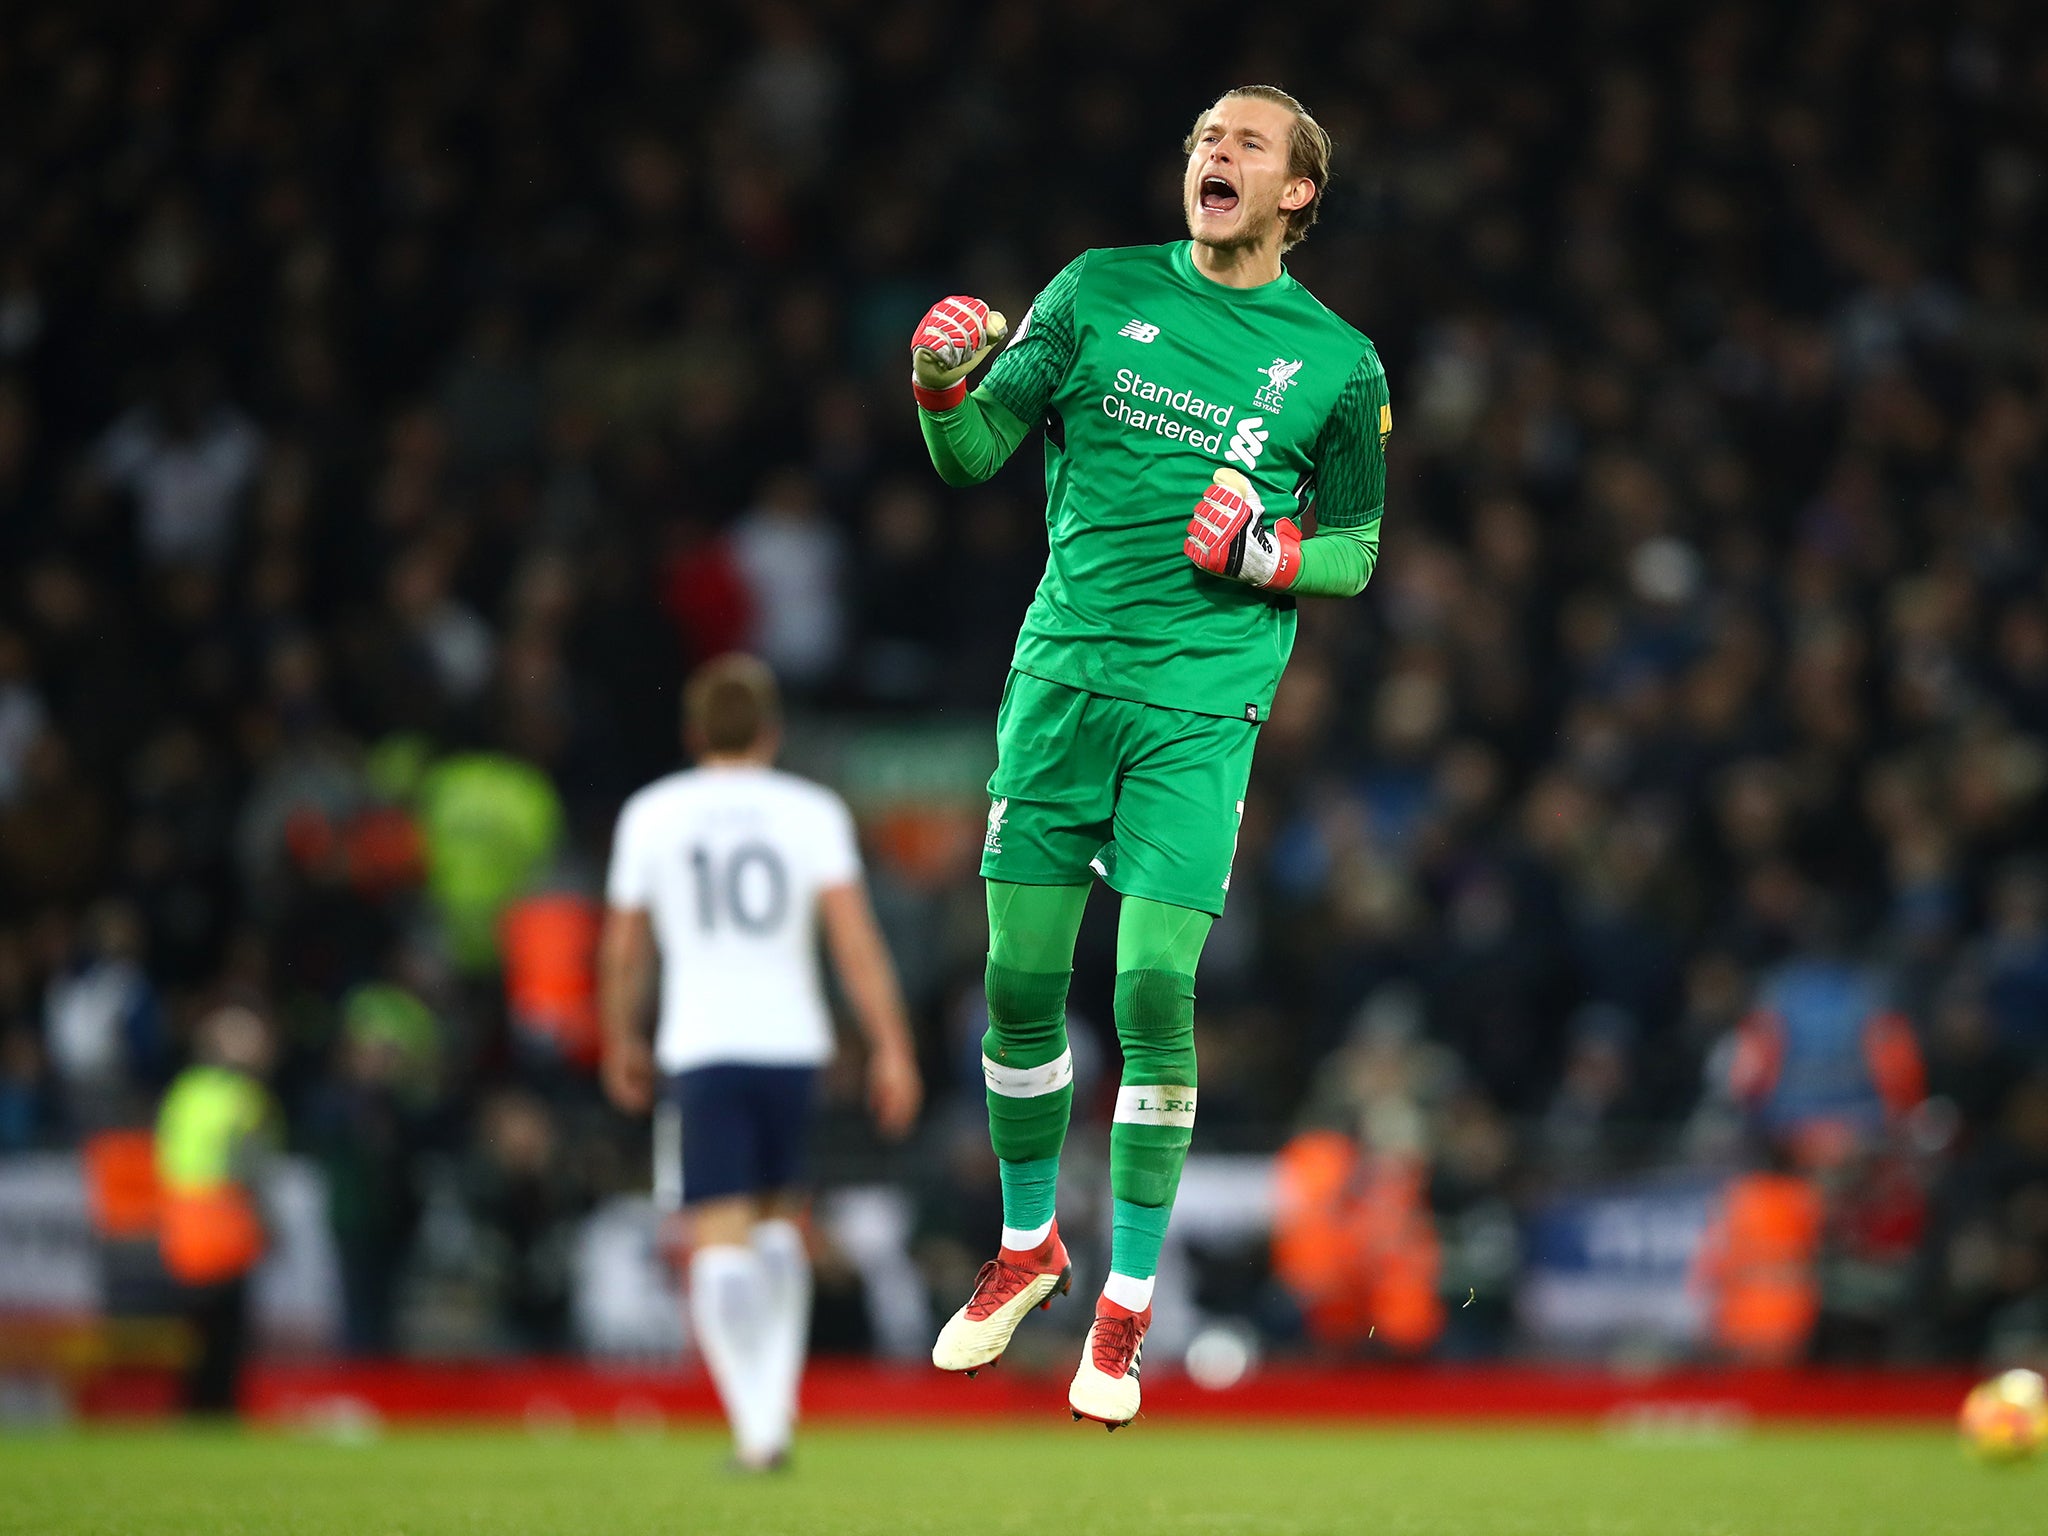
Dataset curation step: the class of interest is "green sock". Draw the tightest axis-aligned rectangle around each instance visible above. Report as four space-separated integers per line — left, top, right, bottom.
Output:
982 883 1089 1250
1104 899 1209 1294
981 962 1073 1166
1107 966 1198 1267
1110 1198 1173 1280
999 1157 1060 1245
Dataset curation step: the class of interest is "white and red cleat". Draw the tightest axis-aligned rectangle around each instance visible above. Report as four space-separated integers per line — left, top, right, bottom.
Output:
931 1226 1073 1375
1068 1295 1150 1429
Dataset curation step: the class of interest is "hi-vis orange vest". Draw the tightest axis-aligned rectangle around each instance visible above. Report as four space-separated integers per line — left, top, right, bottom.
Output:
501 892 602 1068
1273 1130 1445 1352
83 1128 162 1241
1693 1170 1824 1362
155 1067 273 1285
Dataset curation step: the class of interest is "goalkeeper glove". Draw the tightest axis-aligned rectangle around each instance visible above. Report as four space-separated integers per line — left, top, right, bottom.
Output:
911 296 1007 411
1183 468 1302 589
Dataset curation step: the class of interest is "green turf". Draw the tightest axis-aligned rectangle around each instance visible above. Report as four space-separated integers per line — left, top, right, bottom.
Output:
0 1424 2038 1535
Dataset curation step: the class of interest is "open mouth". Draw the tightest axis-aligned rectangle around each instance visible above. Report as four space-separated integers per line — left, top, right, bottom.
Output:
1199 175 1239 214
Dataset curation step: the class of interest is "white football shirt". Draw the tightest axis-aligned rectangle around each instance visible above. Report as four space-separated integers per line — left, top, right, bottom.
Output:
606 765 862 1072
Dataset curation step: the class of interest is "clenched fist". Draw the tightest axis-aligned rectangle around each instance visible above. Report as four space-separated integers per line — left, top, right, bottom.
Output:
1184 466 1302 589
912 295 1009 411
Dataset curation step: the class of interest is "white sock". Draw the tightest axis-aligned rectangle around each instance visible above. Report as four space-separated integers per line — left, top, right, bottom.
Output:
689 1244 780 1459
751 1219 811 1451
1000 1218 1054 1252
1102 1270 1154 1312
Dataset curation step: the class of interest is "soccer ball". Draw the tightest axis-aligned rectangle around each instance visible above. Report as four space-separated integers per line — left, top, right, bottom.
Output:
1958 1369 2048 1463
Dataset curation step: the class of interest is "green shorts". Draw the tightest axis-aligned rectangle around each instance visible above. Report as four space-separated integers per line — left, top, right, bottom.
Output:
981 670 1258 916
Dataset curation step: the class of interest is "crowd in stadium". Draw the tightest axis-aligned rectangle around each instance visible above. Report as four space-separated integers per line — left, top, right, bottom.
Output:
1 1 2044 1364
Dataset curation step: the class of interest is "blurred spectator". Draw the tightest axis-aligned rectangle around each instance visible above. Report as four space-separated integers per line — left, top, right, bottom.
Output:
1275 1009 1458 1354
0 1026 51 1152
468 1090 581 1351
1536 1004 1639 1180
1728 916 1926 1165
501 889 602 1074
43 902 168 1132
1918 1072 2048 1360
380 547 497 722
1272 1128 1445 1355
307 983 440 1354
1980 863 2048 1059
416 751 563 976
1429 1091 1518 1356
91 361 263 571
1922 971 2020 1141
155 1005 280 1414
659 517 756 670
0 629 45 806
730 470 847 694
1817 1143 1930 1362
1694 1146 1825 1365
855 479 949 704
0 732 109 910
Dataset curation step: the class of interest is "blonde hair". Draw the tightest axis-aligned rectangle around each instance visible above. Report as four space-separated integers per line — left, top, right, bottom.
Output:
1183 85 1333 251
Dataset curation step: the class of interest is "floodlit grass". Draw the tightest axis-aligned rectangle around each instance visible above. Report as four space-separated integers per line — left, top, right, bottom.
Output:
0 1422 2038 1535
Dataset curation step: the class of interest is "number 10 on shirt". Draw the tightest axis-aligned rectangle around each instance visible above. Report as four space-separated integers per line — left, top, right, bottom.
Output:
688 841 790 934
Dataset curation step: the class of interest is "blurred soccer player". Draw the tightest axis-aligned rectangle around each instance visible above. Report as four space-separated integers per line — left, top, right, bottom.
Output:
912 86 1391 1428
599 655 922 1470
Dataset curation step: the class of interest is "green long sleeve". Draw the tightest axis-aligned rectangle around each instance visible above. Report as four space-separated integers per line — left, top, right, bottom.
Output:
1291 523 1380 598
1284 346 1390 598
918 387 1033 487
919 254 1085 487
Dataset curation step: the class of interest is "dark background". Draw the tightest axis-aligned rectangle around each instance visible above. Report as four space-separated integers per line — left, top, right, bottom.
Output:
0 0 2044 1365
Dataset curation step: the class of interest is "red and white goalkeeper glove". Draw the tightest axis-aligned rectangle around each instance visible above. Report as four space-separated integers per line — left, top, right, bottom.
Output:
1183 467 1302 589
911 295 1008 411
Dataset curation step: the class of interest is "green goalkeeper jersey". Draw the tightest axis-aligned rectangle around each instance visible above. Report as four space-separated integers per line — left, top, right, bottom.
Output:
949 240 1390 721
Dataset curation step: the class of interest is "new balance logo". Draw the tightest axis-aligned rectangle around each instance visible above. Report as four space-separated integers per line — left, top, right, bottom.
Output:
1223 415 1269 470
1118 319 1161 343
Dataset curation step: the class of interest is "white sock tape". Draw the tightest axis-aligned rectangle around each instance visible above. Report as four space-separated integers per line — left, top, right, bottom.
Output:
1114 1085 1198 1126
982 1048 1075 1098
1001 1219 1055 1252
1103 1271 1156 1312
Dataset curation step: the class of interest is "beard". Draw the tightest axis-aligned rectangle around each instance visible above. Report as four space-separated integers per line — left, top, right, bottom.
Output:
1185 194 1279 252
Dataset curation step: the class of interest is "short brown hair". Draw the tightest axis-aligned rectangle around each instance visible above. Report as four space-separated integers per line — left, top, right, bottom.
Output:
684 653 780 755
1184 85 1333 251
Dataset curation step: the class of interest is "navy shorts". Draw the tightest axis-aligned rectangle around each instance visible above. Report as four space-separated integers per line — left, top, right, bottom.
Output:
662 1065 819 1206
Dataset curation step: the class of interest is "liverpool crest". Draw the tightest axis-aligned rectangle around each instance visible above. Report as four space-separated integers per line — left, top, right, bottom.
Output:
1253 358 1303 413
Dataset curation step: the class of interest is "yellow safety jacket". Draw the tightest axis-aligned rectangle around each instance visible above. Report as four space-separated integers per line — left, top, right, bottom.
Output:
155 1067 275 1285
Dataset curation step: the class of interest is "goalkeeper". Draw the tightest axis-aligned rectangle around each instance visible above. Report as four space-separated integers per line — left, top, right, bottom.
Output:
915 85 1391 1428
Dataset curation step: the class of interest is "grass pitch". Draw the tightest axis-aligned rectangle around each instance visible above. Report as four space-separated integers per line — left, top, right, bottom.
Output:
0 1423 2037 1535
